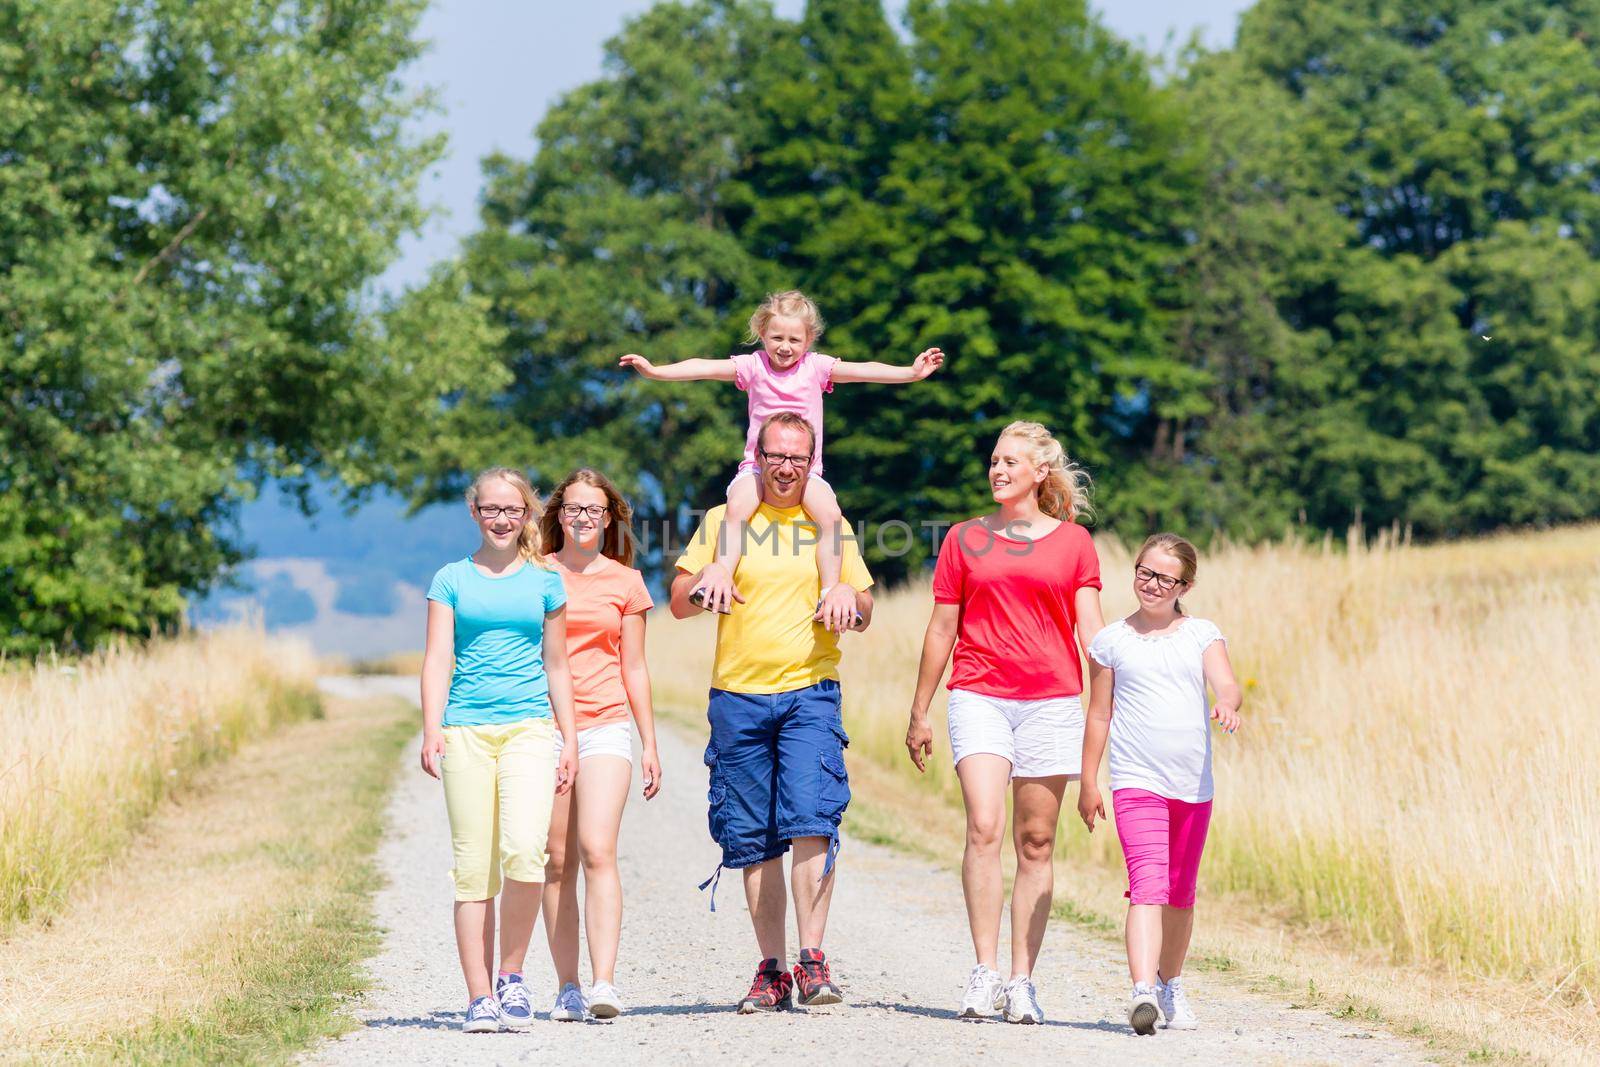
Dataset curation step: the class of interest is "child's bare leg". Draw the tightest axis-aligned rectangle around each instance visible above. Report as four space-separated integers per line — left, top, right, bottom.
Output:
713 472 761 582
803 477 845 624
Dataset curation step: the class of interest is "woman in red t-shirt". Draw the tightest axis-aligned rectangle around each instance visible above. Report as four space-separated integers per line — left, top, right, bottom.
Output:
905 420 1107 1025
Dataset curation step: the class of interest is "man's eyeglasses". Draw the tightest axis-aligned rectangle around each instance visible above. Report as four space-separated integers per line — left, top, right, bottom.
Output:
475 505 527 520
759 450 813 470
1135 565 1186 591
560 504 607 520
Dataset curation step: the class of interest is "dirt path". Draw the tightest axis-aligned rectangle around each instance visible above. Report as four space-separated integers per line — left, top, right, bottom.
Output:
307 678 1431 1066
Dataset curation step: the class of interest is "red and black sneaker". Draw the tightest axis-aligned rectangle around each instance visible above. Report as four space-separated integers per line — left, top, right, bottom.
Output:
737 959 794 1014
792 947 843 1006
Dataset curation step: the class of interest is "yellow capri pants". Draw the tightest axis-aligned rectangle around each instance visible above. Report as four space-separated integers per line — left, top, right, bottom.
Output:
441 718 555 901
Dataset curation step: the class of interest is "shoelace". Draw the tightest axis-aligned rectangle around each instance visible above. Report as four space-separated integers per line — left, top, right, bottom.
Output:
749 970 786 1001
1164 979 1191 1016
557 986 585 1013
469 997 498 1020
1008 979 1041 1017
965 968 995 1000
498 979 530 1011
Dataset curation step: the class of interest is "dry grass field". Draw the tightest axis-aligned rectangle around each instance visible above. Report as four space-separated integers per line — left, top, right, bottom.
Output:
0 627 321 930
649 522 1600 1056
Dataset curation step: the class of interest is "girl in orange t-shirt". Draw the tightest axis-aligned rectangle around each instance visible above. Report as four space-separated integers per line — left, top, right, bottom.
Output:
538 468 660 1021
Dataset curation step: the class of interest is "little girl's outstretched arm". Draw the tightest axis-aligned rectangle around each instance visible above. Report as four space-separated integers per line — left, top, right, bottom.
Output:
831 347 945 384
619 353 738 382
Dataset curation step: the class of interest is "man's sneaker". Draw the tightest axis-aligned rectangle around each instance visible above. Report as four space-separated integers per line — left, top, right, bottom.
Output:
588 979 624 1019
550 982 586 1022
1003 976 1044 1024
737 959 794 1013
959 964 1006 1019
495 972 533 1029
463 994 501 1033
1158 975 1198 1030
1128 982 1160 1035
792 947 843 1006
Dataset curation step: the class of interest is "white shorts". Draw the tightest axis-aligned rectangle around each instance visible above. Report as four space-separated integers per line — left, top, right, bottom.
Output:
946 689 1084 779
553 720 634 764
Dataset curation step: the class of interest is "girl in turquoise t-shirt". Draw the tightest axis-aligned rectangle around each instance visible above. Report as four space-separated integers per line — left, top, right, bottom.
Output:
420 466 578 1033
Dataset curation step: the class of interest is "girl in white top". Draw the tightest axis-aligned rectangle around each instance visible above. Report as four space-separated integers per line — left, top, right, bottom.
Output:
1078 533 1242 1036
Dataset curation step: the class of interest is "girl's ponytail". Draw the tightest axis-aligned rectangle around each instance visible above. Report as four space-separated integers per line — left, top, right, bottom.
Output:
998 420 1093 522
465 467 547 565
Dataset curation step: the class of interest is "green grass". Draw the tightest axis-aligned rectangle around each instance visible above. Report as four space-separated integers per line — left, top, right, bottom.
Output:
101 699 416 1065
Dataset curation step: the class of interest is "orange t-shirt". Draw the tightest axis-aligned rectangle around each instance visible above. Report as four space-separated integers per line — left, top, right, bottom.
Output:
553 556 654 728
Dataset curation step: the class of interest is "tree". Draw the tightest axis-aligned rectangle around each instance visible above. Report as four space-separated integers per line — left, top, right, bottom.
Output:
0 0 501 653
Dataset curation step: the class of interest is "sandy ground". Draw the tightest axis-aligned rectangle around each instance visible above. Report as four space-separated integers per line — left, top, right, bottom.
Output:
306 677 1433 1066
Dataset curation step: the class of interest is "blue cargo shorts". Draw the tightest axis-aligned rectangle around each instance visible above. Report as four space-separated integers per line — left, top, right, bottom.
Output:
697 679 851 909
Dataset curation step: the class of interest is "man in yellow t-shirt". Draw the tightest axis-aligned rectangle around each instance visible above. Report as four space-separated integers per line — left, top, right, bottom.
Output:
671 412 874 1014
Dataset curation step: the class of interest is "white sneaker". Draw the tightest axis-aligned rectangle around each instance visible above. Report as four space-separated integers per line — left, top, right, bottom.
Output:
1002 976 1044 1024
958 964 1006 1019
550 981 587 1022
1158 975 1197 1029
1128 983 1160 1035
588 979 624 1019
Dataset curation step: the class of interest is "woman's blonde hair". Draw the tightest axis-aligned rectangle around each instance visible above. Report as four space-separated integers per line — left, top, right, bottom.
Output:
1135 532 1199 614
539 468 639 566
997 420 1093 522
465 467 546 564
747 289 825 345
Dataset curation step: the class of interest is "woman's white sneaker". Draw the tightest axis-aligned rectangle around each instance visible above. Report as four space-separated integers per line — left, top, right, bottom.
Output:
958 964 1006 1019
1128 983 1160 1035
1002 976 1044 1024
550 982 587 1022
1158 976 1198 1029
588 979 624 1019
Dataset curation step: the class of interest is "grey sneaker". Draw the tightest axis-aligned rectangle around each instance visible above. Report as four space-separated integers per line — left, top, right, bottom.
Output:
1003 976 1043 1024
495 972 533 1029
463 994 501 1033
959 964 1005 1019
1158 975 1198 1030
550 981 587 1022
1128 983 1160 1035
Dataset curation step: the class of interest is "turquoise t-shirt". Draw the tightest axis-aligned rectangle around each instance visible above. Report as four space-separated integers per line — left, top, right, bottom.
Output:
426 556 568 726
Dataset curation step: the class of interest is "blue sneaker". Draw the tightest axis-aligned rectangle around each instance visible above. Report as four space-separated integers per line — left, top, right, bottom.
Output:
496 972 533 1029
463 994 501 1033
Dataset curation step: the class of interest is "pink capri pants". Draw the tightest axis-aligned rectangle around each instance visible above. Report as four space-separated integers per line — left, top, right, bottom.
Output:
1112 788 1213 908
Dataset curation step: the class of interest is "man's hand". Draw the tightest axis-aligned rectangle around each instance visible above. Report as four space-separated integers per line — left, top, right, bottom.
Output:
911 347 945 380
815 582 858 634
618 353 658 379
690 562 744 615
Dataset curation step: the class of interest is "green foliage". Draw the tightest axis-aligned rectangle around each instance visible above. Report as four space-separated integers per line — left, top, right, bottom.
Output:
0 0 503 652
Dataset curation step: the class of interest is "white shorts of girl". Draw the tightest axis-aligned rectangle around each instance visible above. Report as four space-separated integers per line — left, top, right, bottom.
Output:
553 720 634 764
946 689 1084 779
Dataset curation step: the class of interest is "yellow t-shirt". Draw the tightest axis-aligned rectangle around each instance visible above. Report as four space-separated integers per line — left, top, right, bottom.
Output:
675 502 875 695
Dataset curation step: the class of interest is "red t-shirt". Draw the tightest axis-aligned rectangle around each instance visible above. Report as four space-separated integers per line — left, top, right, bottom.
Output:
931 518 1102 699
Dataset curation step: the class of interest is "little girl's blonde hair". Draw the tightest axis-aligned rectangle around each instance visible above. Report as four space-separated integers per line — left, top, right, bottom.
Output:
465 467 547 564
747 290 825 345
998 420 1093 522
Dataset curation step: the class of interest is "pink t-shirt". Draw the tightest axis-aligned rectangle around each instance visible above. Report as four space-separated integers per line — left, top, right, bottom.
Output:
731 349 838 472
931 518 1102 699
553 556 654 729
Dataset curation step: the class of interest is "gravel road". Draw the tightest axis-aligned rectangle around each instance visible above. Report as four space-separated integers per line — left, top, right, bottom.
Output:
307 678 1430 1066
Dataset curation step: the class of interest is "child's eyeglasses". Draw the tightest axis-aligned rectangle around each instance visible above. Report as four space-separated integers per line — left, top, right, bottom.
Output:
476 505 528 519
560 504 607 520
1135 565 1186 591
